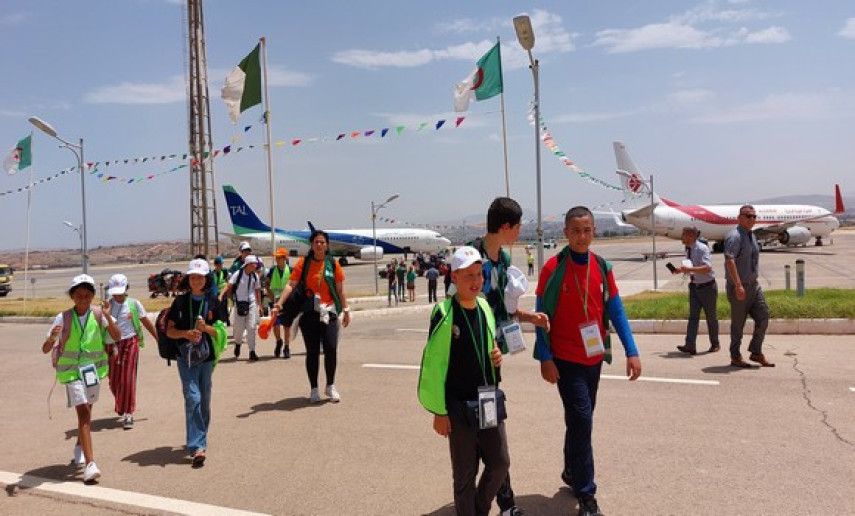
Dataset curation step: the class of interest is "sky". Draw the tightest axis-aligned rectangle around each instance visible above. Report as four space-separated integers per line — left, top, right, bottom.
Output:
1 0 854 250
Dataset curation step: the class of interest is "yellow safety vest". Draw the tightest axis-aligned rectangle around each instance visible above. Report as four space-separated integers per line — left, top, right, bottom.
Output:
55 310 109 384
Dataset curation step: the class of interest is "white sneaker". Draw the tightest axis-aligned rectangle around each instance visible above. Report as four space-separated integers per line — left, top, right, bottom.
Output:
83 461 101 483
73 444 85 467
123 414 134 430
309 388 321 403
325 384 340 403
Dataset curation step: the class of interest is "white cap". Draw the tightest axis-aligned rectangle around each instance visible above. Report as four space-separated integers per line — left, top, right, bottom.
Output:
243 255 258 268
239 241 252 251
107 274 129 295
503 266 529 314
70 274 95 289
451 246 482 272
186 258 210 276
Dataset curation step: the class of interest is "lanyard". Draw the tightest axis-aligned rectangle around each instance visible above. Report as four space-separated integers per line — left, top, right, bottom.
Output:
571 252 591 320
188 295 207 321
71 309 91 334
479 242 507 313
460 302 490 386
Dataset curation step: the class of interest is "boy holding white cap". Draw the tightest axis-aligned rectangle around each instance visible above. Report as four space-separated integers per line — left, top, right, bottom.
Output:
220 255 262 361
418 246 507 516
104 274 158 429
42 274 120 483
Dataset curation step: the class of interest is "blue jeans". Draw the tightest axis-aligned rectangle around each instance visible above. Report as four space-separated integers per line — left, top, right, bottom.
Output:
555 358 602 497
177 358 213 452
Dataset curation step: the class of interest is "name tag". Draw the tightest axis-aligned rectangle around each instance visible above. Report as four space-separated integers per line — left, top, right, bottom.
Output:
579 321 605 358
500 321 526 355
79 364 99 387
477 386 498 429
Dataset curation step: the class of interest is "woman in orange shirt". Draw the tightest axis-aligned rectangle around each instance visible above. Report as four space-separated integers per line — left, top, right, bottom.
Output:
274 230 350 403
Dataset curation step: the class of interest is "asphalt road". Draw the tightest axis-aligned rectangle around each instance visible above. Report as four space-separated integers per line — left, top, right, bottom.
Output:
8 229 855 301
2 309 854 515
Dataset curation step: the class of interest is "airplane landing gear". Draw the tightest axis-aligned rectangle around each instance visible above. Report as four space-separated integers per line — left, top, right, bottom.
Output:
339 256 349 266
711 241 724 253
815 237 823 246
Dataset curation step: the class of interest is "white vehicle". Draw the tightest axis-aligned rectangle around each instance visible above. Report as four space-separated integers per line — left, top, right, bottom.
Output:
610 141 844 252
222 185 451 264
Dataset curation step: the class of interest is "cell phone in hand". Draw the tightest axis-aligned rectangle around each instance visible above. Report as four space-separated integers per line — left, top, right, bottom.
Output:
665 262 677 273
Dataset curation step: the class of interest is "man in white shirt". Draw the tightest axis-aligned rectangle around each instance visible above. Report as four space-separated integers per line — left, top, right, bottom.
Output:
220 256 262 361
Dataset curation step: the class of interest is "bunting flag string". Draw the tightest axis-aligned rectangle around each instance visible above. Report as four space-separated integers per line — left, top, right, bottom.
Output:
0 166 77 197
89 163 188 185
529 109 623 192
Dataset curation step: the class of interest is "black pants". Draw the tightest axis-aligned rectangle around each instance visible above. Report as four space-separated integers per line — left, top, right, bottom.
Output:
298 311 339 388
555 358 602 498
447 408 510 516
428 280 438 303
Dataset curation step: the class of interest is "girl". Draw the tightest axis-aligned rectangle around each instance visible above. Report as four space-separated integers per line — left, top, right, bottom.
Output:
42 274 120 483
406 265 416 302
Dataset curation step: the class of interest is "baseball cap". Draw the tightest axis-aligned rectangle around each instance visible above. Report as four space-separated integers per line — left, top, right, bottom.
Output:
503 266 529 314
70 274 96 289
186 258 210 276
274 247 288 258
243 255 258 268
107 274 129 295
214 255 224 265
239 241 252 251
451 246 483 272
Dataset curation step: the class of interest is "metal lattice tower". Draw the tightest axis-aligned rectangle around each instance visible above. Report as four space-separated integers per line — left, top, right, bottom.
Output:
186 0 219 257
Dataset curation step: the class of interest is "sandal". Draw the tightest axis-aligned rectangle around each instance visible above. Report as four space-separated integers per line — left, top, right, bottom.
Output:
192 449 206 468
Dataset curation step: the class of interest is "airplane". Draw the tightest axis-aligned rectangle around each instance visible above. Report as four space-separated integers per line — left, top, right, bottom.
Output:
221 184 452 265
610 141 844 252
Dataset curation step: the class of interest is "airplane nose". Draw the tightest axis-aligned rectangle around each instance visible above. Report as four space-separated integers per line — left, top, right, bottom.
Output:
440 237 451 246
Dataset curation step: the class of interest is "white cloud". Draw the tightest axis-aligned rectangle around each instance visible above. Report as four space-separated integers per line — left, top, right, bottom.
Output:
84 75 186 104
372 111 488 129
593 1 788 53
435 17 504 34
839 18 855 39
691 92 854 123
333 9 573 70
552 108 647 124
0 12 27 26
265 66 312 87
0 108 26 117
668 89 716 104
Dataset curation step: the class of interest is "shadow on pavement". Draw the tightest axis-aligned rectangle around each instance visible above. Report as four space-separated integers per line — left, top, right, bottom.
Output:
421 489 573 515
702 364 758 374
121 446 188 468
64 416 126 440
658 351 695 359
235 396 322 418
5 464 80 495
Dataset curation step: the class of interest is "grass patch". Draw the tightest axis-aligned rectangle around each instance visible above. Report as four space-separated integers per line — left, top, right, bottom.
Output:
0 296 175 317
622 288 855 320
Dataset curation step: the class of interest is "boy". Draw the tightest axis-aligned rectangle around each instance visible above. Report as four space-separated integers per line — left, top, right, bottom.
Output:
534 206 642 516
418 247 507 516
220 255 262 361
267 248 292 358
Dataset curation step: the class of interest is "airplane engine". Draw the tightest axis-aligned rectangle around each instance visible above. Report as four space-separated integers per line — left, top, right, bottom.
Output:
357 246 384 261
778 227 811 246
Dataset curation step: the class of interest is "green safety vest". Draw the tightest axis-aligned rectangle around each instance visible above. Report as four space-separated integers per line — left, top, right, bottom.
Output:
112 298 145 348
417 297 496 416
213 268 228 292
268 264 291 297
55 310 109 384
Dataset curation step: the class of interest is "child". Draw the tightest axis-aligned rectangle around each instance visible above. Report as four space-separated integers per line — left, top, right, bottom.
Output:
42 274 120 483
219 255 262 361
104 274 158 429
406 265 416 302
418 247 507 516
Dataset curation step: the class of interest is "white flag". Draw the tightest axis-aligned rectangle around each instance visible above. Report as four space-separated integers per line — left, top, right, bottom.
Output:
453 69 477 113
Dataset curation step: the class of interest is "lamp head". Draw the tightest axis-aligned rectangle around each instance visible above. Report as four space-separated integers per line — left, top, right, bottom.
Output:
29 116 58 138
386 194 400 203
63 220 75 229
513 14 535 50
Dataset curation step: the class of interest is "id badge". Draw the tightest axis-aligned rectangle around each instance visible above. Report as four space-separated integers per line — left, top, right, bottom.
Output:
79 364 99 387
579 321 605 358
313 294 321 312
477 386 498 429
500 321 526 355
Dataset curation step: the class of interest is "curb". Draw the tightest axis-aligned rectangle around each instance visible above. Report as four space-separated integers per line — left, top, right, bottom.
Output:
2 312 853 335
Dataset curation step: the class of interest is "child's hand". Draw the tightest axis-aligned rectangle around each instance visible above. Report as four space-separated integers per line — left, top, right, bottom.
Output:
433 415 451 437
490 346 503 368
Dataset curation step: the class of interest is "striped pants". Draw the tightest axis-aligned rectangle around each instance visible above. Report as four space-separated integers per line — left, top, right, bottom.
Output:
108 335 140 415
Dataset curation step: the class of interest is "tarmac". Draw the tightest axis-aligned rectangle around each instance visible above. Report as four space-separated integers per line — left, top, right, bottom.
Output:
2 230 853 514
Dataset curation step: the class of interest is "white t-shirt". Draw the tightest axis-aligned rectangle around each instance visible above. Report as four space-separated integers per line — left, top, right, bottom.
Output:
229 269 260 303
105 298 147 342
48 309 109 339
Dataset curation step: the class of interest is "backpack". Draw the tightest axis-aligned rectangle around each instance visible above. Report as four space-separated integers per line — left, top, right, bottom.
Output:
155 306 181 365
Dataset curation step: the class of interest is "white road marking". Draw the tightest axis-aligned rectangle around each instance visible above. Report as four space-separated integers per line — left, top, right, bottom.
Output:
0 471 269 516
850 387 855 392
363 364 718 385
395 328 428 333
602 374 719 386
363 363 420 370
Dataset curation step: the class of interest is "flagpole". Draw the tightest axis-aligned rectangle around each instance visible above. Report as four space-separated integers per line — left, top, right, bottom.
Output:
23 133 33 312
260 36 276 257
497 36 510 197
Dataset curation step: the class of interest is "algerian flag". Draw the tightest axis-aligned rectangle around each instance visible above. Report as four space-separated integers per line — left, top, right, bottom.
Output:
3 135 32 175
453 42 503 113
221 44 262 123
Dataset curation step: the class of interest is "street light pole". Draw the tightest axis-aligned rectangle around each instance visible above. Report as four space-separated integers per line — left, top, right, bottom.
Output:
371 194 399 295
29 117 87 273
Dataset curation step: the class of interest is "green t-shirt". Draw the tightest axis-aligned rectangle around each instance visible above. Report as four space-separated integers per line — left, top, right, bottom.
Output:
406 271 416 283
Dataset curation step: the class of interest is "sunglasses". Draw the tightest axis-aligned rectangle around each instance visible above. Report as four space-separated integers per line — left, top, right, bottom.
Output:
741 214 757 219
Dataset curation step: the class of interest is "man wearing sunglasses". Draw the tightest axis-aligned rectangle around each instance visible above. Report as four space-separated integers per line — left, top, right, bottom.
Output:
723 205 774 368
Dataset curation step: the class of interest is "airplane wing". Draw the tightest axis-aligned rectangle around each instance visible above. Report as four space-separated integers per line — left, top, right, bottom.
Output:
752 213 833 238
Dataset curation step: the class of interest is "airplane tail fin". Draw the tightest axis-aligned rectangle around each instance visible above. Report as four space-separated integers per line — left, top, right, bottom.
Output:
613 141 661 207
307 221 317 233
834 184 845 214
222 185 271 234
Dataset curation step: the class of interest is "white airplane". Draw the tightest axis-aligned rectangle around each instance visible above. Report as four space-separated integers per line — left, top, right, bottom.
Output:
611 141 845 252
222 184 451 264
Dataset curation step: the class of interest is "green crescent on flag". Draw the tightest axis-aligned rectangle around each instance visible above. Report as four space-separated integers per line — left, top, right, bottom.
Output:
454 42 503 112
3 135 32 175
221 44 262 123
